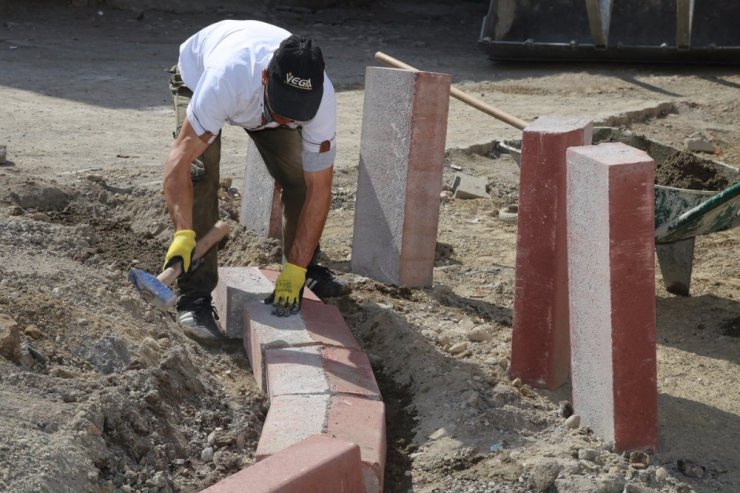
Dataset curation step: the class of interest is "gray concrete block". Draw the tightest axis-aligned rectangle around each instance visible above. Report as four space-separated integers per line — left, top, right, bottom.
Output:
451 173 489 199
240 138 282 239
351 67 451 287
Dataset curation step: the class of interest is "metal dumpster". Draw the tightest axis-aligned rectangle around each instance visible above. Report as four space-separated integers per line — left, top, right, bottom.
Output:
479 0 740 64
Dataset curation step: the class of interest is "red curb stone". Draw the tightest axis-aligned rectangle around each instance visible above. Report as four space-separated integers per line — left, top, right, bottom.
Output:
245 298 361 392
212 267 325 349
257 394 386 493
351 67 451 287
267 182 283 240
511 116 593 389
567 142 658 451
265 345 381 401
214 267 385 490
200 434 364 493
327 395 387 493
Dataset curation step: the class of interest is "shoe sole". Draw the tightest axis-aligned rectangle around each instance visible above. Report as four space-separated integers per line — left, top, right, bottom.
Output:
180 325 226 346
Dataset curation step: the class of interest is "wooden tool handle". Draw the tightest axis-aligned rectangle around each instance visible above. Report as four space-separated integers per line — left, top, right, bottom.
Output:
158 220 231 285
192 220 230 259
374 51 529 130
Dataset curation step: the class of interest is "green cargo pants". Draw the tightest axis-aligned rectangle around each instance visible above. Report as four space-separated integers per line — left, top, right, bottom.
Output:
168 66 308 307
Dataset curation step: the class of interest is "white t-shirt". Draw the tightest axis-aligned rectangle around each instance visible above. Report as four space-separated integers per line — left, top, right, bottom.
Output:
178 20 336 172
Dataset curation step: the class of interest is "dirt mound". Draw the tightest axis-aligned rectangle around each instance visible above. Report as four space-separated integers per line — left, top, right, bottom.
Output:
0 176 266 493
655 150 730 190
593 128 736 191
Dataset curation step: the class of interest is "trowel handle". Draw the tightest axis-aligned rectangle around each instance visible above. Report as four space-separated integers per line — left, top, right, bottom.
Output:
158 220 231 286
374 51 529 130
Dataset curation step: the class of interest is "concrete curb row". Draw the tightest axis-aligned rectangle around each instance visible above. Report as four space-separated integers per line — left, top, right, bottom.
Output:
208 267 387 492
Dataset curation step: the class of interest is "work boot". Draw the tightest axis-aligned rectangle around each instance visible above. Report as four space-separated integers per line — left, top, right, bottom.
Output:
176 296 224 345
305 264 350 299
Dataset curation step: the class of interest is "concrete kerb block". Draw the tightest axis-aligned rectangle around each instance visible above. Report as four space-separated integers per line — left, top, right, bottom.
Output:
201 434 364 493
510 117 593 390
239 138 282 239
351 66 451 287
566 142 658 452
264 345 381 401
257 394 387 493
227 269 360 391
213 266 386 491
212 267 274 339
245 299 362 392
212 267 324 344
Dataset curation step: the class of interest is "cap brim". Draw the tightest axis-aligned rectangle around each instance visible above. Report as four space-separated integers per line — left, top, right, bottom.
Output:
268 72 323 122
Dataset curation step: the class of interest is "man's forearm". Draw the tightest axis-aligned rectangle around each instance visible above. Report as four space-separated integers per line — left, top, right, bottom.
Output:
163 148 194 231
287 166 333 267
163 118 210 231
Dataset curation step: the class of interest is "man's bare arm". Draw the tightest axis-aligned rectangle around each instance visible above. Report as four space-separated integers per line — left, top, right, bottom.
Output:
287 166 333 267
163 118 211 231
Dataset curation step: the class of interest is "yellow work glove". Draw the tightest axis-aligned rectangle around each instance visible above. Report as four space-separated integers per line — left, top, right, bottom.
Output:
271 262 307 317
164 229 196 273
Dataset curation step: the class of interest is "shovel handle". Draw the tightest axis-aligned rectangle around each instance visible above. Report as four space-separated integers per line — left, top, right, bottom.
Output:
158 220 231 285
374 51 528 130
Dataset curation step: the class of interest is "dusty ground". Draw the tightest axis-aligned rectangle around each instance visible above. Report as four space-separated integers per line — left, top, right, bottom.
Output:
1 1 739 492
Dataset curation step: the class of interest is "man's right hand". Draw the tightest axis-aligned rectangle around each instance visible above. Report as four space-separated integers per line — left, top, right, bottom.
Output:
164 229 196 272
271 262 307 317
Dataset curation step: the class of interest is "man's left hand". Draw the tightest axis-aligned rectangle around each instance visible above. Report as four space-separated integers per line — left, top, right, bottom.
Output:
271 262 306 316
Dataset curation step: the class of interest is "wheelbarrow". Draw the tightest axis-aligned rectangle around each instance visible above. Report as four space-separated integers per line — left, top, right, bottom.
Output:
655 182 740 295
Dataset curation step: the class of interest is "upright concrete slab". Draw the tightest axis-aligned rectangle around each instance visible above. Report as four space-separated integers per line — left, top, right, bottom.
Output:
510 117 593 389
351 67 451 287
566 142 658 452
240 138 282 239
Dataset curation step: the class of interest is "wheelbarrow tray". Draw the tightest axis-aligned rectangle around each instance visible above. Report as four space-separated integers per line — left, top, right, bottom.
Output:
656 182 740 244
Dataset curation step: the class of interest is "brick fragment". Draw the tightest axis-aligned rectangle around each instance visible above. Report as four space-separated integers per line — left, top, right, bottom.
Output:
451 173 489 199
